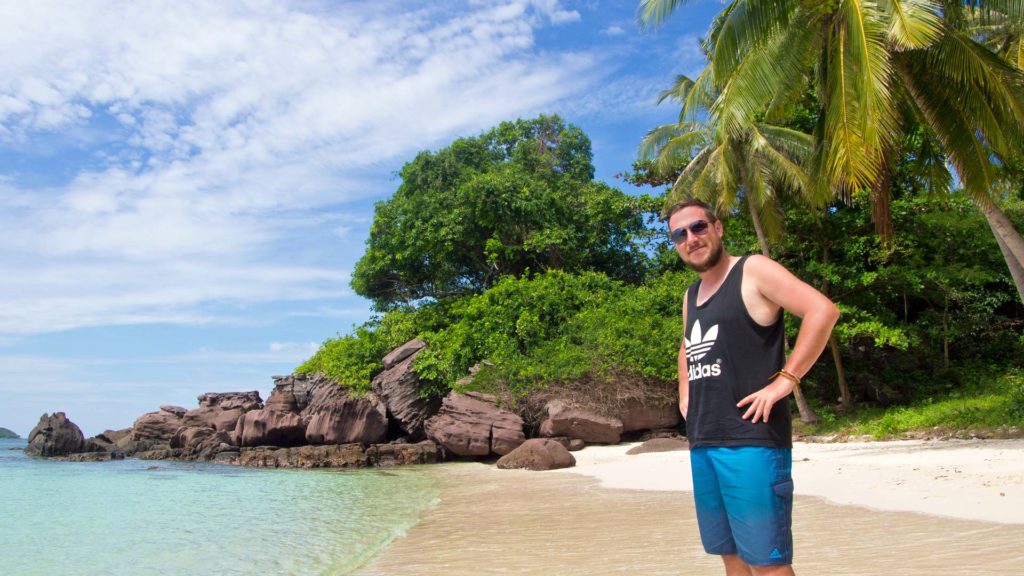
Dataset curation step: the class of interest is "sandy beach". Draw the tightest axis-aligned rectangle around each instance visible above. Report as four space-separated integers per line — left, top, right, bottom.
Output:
357 439 1024 575
561 438 1024 525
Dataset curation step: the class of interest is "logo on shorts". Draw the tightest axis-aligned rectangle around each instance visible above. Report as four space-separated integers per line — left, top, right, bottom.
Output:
769 548 784 561
686 319 721 381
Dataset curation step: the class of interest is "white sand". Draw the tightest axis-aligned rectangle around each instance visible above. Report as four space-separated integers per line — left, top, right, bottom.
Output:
556 438 1024 524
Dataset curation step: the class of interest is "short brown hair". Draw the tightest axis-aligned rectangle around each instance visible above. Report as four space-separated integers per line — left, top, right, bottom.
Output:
663 198 717 223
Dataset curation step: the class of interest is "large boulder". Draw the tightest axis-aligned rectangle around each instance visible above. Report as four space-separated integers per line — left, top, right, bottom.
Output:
381 338 427 370
539 400 623 444
25 412 86 457
424 392 525 457
131 406 187 443
496 439 576 471
182 391 262 432
235 383 307 446
269 374 323 413
236 408 306 447
366 440 441 467
172 426 236 460
618 400 681 433
303 384 388 445
372 342 440 439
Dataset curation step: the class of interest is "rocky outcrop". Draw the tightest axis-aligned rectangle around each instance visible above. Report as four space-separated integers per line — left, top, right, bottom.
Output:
236 409 305 447
372 341 439 439
66 451 125 462
626 437 689 455
539 400 623 444
618 401 680 433
233 441 441 468
382 338 427 369
424 392 525 456
25 412 86 457
367 441 441 467
304 384 388 445
496 438 575 471
170 426 236 460
97 428 132 445
131 406 187 443
269 374 321 412
181 391 262 432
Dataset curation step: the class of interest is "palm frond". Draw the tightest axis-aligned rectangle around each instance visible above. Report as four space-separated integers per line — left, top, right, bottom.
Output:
638 0 699 29
712 20 818 137
882 0 943 49
709 0 798 81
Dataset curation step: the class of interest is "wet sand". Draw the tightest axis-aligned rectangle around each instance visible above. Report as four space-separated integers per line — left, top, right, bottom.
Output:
357 441 1024 575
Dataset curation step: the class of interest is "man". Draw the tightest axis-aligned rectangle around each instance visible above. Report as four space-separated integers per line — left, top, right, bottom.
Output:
668 199 839 576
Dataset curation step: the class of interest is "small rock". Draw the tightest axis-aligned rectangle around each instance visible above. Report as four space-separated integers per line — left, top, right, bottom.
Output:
626 437 689 455
496 439 575 471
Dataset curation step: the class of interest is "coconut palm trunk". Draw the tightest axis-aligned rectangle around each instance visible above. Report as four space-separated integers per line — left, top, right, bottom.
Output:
978 199 1024 304
747 198 821 424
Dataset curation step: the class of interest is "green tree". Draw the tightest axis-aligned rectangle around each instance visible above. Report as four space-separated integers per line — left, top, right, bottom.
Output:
352 115 658 309
638 0 1024 303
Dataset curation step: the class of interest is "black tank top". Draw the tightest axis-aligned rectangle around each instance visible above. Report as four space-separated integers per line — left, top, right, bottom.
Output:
684 256 791 449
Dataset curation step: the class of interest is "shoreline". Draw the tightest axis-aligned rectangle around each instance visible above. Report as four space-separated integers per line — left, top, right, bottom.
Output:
356 438 1024 575
555 438 1024 525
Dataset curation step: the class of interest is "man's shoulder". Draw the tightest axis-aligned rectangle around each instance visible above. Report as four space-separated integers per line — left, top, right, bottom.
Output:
741 254 788 280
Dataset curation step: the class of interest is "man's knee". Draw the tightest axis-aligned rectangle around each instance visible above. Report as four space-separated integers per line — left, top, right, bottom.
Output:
749 564 794 576
721 554 753 576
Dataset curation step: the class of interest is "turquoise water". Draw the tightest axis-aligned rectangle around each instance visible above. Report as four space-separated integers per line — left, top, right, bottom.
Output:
0 438 439 575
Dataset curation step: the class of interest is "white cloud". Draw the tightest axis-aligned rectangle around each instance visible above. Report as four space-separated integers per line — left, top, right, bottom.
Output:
673 33 708 78
0 0 601 336
603 24 626 36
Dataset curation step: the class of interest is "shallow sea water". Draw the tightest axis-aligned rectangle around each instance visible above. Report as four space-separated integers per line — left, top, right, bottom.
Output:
0 438 439 575
360 462 1024 576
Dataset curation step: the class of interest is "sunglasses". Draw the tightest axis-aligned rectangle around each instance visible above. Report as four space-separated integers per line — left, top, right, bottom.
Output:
670 219 712 244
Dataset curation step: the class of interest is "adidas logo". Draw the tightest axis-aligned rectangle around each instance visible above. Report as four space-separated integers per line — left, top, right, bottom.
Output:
769 548 784 561
685 319 719 361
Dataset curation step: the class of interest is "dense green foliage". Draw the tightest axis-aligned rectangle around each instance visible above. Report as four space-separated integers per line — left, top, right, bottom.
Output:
302 114 1024 436
351 115 659 310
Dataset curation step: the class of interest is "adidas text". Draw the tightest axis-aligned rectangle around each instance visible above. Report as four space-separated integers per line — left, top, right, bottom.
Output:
688 362 721 381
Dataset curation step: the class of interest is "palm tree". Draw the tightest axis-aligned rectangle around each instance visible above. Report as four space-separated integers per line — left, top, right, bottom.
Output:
641 67 829 421
638 0 1024 304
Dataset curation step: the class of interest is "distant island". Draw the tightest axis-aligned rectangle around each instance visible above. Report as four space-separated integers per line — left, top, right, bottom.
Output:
0 427 20 439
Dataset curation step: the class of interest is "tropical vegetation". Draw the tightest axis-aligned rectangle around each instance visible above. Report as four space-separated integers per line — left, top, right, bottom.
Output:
300 0 1024 438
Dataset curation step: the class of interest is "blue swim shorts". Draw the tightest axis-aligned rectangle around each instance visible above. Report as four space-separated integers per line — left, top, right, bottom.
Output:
690 446 793 566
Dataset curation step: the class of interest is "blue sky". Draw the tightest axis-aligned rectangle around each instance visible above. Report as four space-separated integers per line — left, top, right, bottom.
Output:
0 0 721 437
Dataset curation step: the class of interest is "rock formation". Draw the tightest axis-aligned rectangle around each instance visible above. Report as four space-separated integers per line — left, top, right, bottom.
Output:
371 339 439 439
182 391 262 432
25 412 86 457
625 437 689 455
132 406 187 443
496 438 575 471
618 400 681 433
304 383 388 445
424 392 525 456
539 400 623 444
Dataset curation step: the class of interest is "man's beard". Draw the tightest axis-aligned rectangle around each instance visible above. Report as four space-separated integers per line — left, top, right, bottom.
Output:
686 241 724 273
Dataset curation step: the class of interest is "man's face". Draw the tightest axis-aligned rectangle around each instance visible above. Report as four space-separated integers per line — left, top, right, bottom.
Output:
668 206 724 273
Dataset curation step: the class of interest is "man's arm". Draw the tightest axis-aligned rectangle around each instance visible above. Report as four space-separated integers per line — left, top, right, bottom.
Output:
679 291 689 420
738 255 840 423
